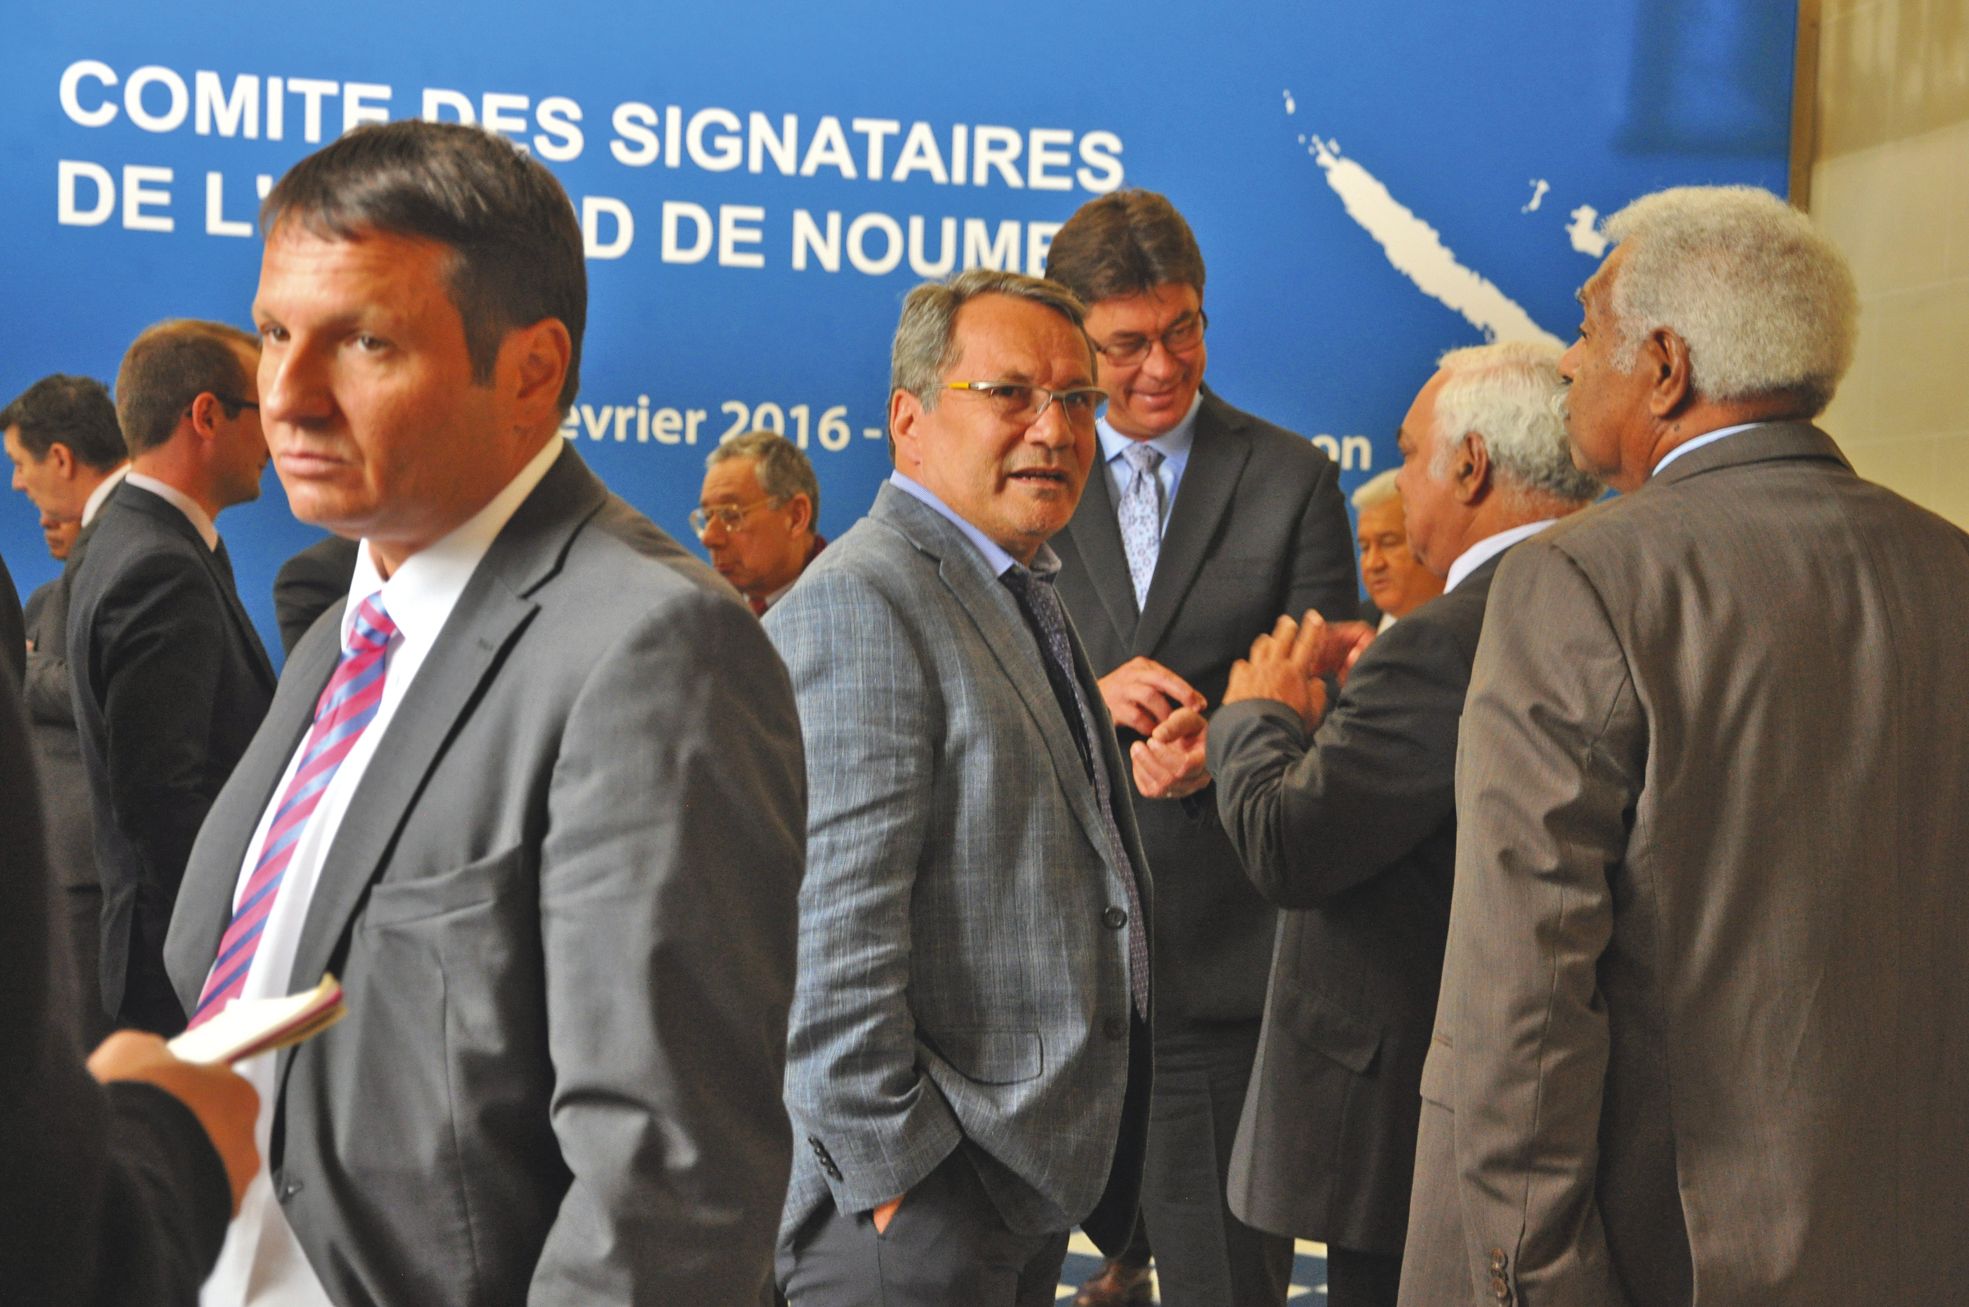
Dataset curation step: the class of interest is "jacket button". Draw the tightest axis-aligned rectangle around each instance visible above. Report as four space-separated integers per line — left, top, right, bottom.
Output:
1490 1273 1510 1303
277 1176 304 1203
1101 906 1128 929
1489 1248 1508 1273
1102 1016 1127 1040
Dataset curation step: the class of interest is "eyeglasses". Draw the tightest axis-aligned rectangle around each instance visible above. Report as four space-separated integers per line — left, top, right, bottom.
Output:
186 395 261 418
943 381 1106 426
1092 311 1208 367
690 496 779 536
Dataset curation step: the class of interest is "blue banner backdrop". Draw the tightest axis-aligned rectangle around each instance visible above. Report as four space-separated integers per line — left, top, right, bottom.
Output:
2 1 1797 661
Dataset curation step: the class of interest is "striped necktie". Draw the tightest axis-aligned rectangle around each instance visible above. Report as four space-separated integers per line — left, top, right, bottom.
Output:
188 595 397 1028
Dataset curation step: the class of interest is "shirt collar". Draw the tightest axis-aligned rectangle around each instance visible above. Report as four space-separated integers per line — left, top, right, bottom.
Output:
1097 391 1202 467
81 464 129 526
123 471 219 550
1445 518 1559 593
343 435 565 652
887 471 1059 579
1649 421 1763 478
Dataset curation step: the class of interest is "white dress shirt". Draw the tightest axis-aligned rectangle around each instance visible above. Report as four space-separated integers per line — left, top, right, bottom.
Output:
200 435 563 1306
1649 421 1761 478
80 464 128 525
1444 518 1561 594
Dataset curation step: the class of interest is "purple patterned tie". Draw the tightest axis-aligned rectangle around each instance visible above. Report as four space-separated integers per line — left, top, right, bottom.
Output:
187 594 396 1029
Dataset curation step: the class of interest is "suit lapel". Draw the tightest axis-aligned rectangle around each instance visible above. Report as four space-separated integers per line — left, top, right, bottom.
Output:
205 545 277 690
1134 392 1249 655
1059 461 1140 648
874 486 1119 867
281 447 606 1006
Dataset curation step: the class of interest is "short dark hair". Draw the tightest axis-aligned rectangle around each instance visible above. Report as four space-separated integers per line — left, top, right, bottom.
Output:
1044 189 1207 306
114 321 259 455
262 120 587 413
0 374 125 470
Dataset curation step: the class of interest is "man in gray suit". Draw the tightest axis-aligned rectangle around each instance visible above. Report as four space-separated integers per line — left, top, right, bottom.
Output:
1044 189 1357 1307
1136 342 1599 1307
3 373 127 1046
771 268 1152 1306
1400 186 1969 1306
162 121 804 1306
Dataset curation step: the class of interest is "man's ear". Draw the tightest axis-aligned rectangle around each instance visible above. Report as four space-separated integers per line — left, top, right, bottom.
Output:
186 392 225 444
1453 432 1491 504
889 388 924 475
787 493 814 533
45 442 78 479
506 317 573 425
1646 327 1694 418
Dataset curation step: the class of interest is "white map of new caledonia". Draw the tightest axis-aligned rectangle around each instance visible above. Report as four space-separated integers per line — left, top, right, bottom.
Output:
1283 92 1608 348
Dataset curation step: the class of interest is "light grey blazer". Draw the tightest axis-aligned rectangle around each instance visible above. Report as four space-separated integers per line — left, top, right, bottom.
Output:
164 445 806 1307
769 482 1152 1248
1400 424 1969 1306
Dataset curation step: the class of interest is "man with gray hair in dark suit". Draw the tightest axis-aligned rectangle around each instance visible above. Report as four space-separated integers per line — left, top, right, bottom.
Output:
1134 340 1600 1307
771 267 1153 1306
1400 185 1969 1306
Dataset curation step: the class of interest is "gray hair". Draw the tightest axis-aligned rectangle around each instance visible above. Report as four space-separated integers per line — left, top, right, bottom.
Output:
1433 341 1602 503
706 429 820 520
891 268 1092 409
1350 469 1401 511
1602 185 1857 416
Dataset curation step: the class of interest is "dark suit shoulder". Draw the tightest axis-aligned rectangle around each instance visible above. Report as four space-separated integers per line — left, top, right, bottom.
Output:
71 494 207 582
1200 390 1338 479
1392 562 1499 653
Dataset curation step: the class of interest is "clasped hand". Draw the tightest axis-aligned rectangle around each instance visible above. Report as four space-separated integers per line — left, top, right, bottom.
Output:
1129 611 1375 800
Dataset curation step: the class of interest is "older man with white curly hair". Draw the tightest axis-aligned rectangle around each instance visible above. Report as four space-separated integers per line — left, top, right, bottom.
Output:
1398 185 1969 1307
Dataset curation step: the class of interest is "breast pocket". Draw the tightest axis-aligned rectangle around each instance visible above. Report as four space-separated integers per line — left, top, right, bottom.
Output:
361 844 531 931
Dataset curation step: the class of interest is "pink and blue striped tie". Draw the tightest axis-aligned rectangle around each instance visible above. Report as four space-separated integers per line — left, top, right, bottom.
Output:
188 594 397 1029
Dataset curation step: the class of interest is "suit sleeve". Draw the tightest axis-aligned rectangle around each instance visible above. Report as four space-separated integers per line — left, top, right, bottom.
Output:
1 689 230 1304
24 649 75 727
1282 451 1361 625
84 550 232 900
765 566 964 1214
527 591 804 1306
0 555 24 690
1445 543 1645 1303
1208 614 1465 907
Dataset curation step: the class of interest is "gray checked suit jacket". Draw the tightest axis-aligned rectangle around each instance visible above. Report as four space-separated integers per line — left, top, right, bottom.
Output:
1400 423 1969 1306
164 445 806 1306
769 482 1153 1250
